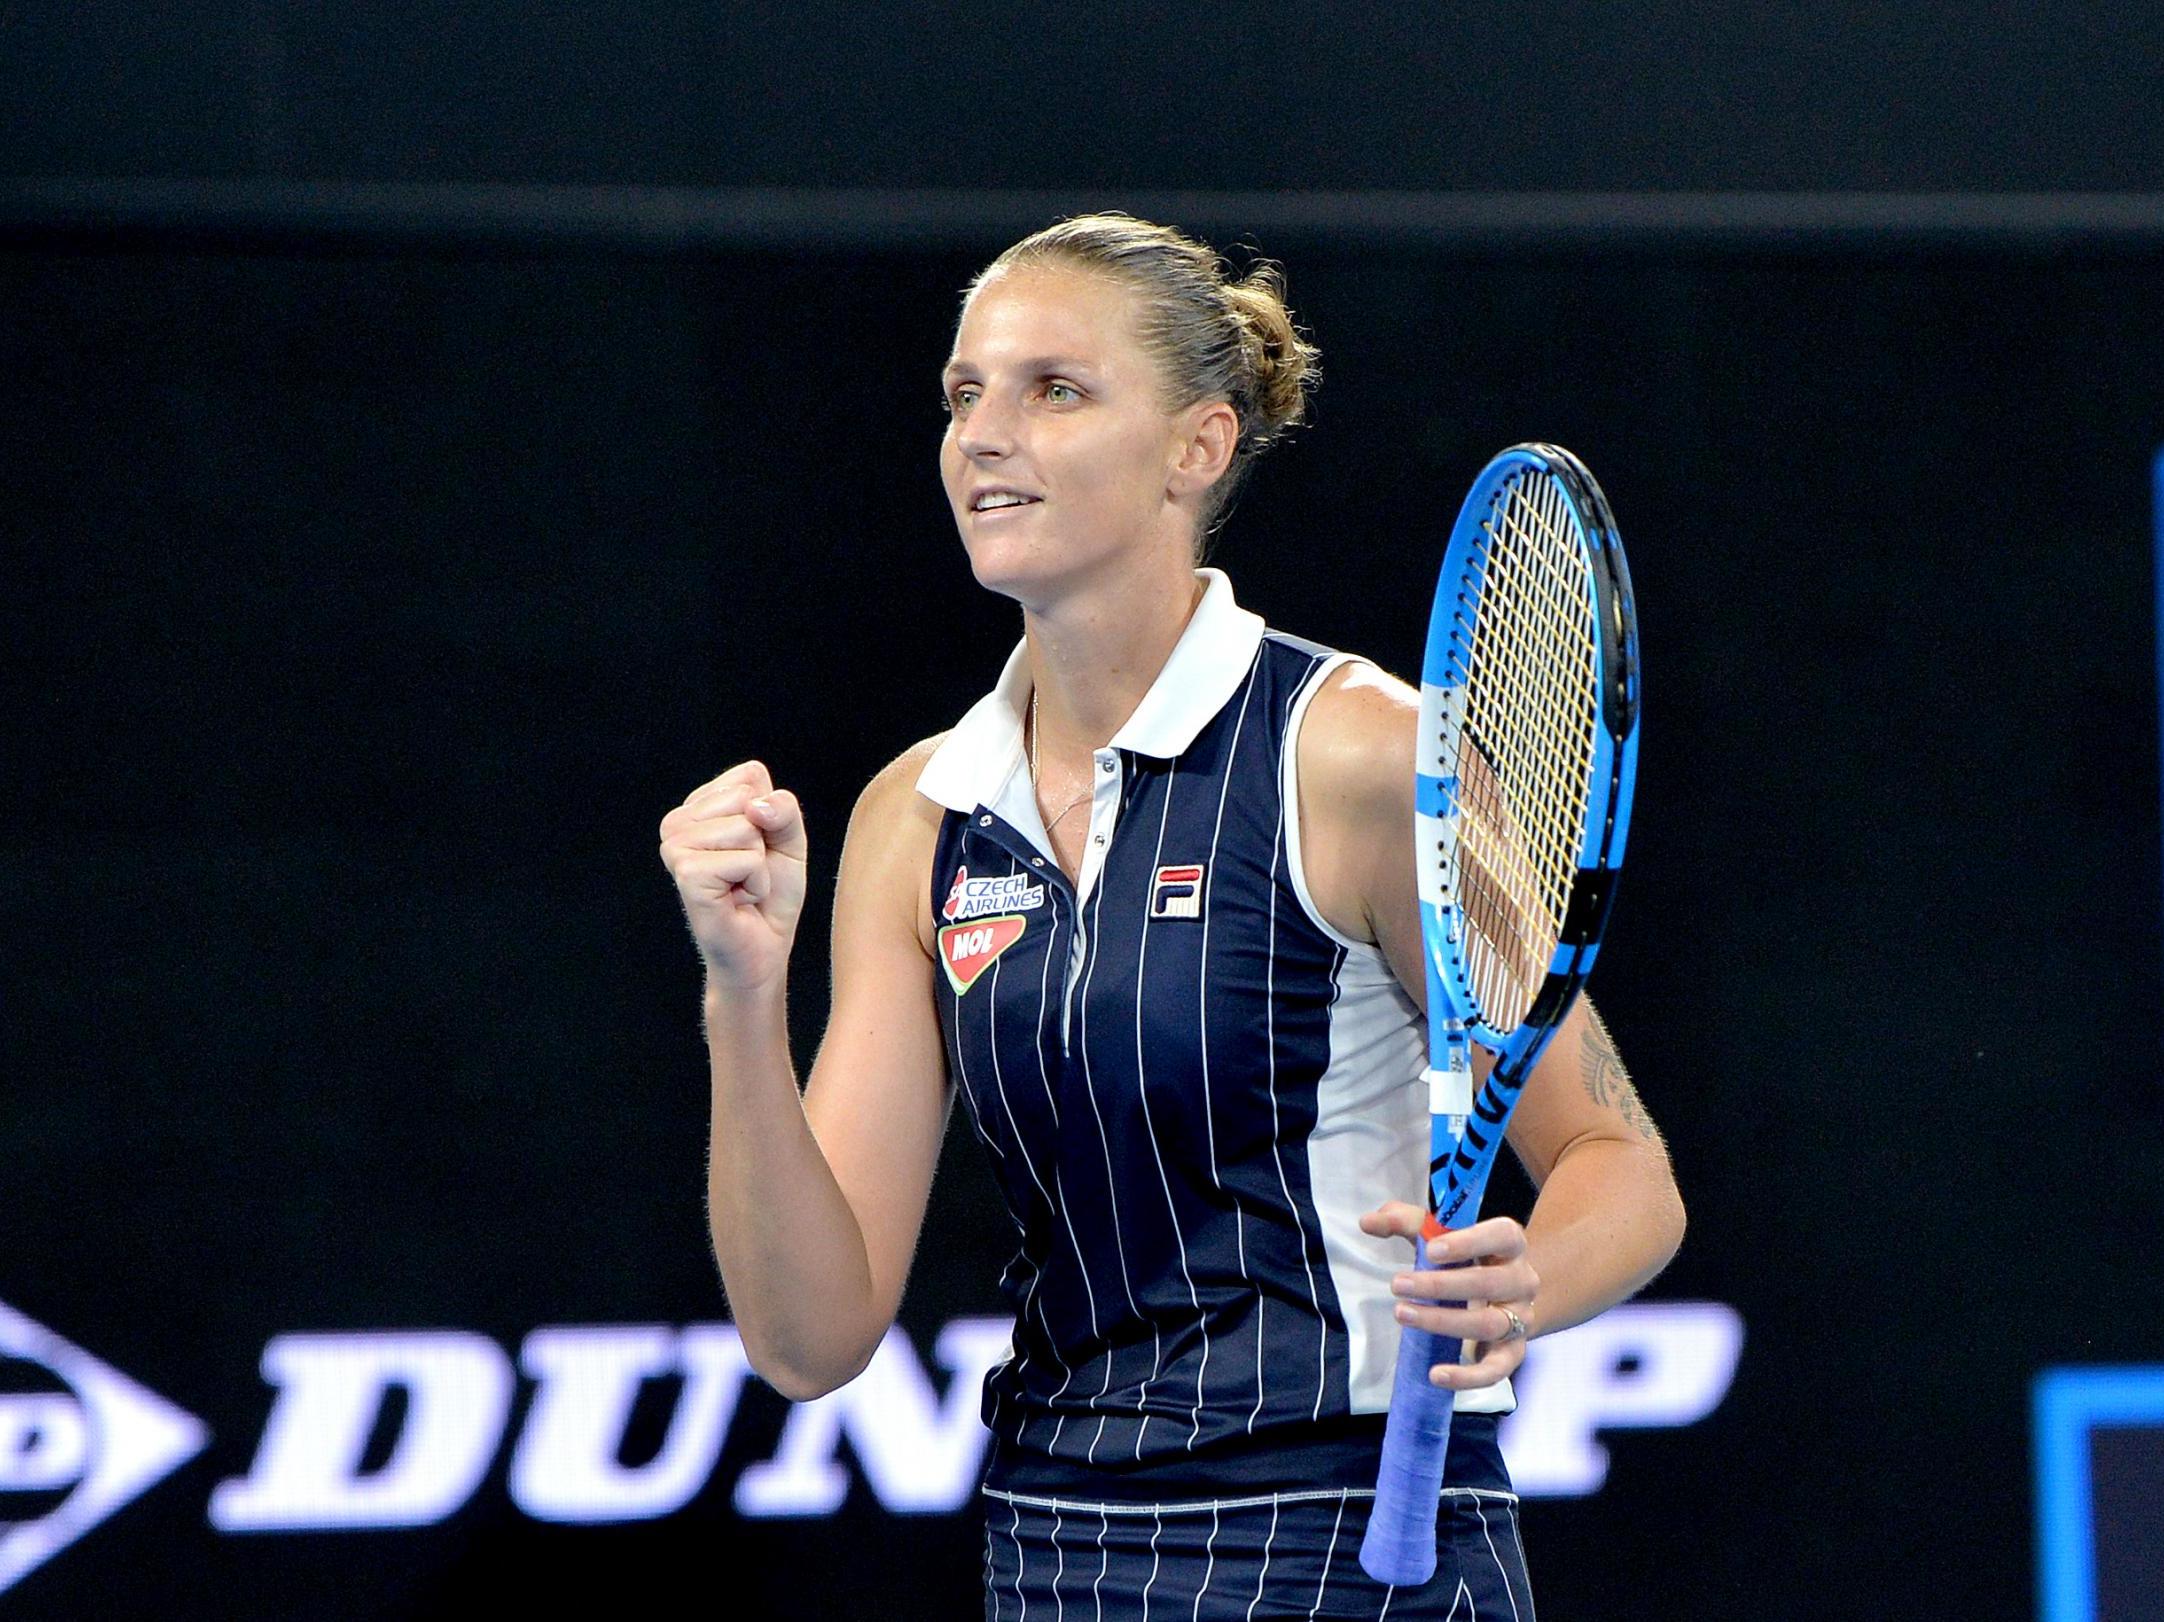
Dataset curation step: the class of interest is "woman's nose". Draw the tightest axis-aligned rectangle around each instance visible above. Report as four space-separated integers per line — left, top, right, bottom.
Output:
955 391 1017 457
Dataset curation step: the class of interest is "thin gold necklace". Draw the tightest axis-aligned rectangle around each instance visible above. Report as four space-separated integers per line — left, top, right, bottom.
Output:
1029 690 1093 833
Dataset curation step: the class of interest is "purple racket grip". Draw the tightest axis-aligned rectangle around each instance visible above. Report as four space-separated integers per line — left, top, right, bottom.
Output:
1359 1321 1457 1586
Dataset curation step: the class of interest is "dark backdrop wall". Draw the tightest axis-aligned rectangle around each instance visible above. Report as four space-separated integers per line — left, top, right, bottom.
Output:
8 1 2164 192
3 225 2160 1619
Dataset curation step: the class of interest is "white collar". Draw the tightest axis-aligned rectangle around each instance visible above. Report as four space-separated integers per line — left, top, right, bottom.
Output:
915 568 1267 813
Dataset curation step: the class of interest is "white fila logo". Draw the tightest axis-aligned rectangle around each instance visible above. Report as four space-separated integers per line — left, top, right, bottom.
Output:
1150 863 1205 919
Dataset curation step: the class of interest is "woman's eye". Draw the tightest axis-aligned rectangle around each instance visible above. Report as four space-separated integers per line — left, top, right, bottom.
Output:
947 387 978 415
1045 382 1078 404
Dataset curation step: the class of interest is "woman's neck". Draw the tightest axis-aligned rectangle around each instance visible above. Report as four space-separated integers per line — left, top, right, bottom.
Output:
1022 554 1206 757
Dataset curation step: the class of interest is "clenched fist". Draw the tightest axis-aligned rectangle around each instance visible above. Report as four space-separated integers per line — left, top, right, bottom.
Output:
657 760 808 991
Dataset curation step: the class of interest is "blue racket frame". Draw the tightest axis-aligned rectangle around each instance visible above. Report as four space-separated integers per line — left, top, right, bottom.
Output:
1361 443 1641 1588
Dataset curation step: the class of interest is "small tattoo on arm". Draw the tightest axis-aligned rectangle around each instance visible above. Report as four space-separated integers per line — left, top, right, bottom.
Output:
1580 1004 1662 1145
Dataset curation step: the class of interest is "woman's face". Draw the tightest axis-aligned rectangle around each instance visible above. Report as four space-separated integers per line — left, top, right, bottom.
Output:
940 264 1196 606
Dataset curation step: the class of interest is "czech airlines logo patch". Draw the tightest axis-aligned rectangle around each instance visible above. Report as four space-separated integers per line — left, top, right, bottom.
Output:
938 916 1027 994
1150 864 1206 920
941 865 1046 922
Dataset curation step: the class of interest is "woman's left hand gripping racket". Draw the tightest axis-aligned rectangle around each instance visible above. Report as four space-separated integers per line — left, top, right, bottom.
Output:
1360 443 1642 1588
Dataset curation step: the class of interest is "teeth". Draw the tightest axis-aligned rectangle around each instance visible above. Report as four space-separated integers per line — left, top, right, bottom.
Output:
975 492 1034 511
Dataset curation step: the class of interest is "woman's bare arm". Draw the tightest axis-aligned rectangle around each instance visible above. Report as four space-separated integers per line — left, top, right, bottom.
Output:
661 744 951 1400
1298 663 1684 1377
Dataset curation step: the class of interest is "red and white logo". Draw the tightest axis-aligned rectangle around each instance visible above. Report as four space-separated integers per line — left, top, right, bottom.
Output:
937 916 1027 994
1150 864 1206 920
941 865 1045 923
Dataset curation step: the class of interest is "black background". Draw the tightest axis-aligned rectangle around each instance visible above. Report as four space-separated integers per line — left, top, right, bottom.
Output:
5 5 2164 1618
10 1 2164 194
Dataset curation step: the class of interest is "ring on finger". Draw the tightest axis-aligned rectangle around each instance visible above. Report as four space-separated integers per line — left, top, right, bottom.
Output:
1498 1306 1527 1342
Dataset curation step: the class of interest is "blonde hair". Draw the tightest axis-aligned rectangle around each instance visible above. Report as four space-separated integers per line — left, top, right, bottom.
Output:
968 212 1320 538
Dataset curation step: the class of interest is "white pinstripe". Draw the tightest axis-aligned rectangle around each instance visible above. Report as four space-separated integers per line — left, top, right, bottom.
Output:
1306 1494 1348 1619
1244 1493 1281 1621
1190 1504 1220 1622
985 947 1074 1450
1192 657 1263 1450
1257 656 1332 1429
948 999 1006 1167
1091 1508 1109 1622
1472 1495 1520 1622
1506 1504 1536 1621
1074 871 1149 1462
985 952 1057 1221
1034 887 1102 1457
983 1248 1031 1446
1050 1506 1066 1622
1011 1498 1028 1622
959 981 1028 1450
1444 1577 1472 1621
1130 759 1205 1457
1142 1510 1164 1621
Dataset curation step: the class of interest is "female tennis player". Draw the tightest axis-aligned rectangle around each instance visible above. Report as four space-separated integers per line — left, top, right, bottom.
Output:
658 214 1685 1618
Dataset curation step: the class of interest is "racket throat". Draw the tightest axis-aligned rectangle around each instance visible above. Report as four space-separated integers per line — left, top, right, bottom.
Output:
1426 1053 1474 1119
1424 1033 1476 1224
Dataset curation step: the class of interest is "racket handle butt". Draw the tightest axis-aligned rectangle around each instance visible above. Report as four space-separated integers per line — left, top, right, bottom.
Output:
1358 1322 1455 1588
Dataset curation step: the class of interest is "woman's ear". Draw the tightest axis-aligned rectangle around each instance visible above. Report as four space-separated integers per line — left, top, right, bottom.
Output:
1166 400 1240 498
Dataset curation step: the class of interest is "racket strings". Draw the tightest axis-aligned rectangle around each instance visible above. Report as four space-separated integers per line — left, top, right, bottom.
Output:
1454 472 1599 1029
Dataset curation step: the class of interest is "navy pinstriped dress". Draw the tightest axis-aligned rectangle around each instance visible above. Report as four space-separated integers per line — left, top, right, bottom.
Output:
917 571 1534 1619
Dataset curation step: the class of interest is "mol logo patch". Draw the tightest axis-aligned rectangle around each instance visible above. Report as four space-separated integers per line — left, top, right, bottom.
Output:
938 916 1027 994
0 1298 208 1594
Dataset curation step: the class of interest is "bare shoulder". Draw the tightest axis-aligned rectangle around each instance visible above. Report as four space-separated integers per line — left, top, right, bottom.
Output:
1294 659 1418 948
1297 659 1418 811
836 734 950 956
851 732 951 830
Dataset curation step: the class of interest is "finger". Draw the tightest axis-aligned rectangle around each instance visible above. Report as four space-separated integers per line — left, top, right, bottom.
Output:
683 760 773 811
676 848 771 902
1391 1299 1501 1342
669 814 767 853
1392 1264 1531 1306
661 797 723 841
686 783 758 820
1426 1215 1526 1265
1432 1333 1528 1391
1359 1201 1427 1241
746 788 807 860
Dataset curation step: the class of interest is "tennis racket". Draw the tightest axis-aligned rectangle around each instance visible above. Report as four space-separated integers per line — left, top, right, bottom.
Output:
1359 443 1641 1588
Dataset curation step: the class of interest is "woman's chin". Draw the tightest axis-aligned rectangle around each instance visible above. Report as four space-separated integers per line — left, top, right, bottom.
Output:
961 537 1060 604
959 525 1133 612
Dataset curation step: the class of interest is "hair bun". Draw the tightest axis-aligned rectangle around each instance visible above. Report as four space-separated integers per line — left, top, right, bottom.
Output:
1225 263 1320 453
